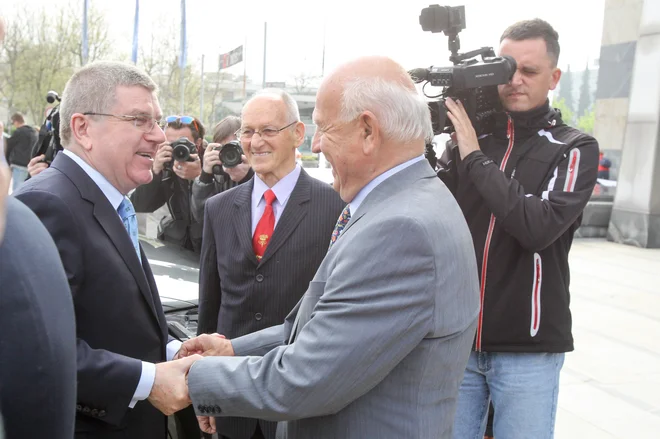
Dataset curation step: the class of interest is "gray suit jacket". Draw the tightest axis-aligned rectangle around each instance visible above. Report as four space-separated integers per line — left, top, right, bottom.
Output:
188 159 480 439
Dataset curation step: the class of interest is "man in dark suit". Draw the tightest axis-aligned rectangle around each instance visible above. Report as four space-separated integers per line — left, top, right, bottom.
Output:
13 60 199 439
0 15 76 439
195 89 344 439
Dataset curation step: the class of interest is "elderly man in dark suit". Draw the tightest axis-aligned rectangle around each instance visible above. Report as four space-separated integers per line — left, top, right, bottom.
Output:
193 89 344 439
13 61 200 439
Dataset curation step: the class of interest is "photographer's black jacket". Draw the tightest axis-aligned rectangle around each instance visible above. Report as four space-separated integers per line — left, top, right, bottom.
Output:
5 125 38 167
438 101 598 353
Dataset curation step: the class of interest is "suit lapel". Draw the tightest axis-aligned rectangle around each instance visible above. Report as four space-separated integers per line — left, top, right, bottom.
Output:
258 170 311 266
232 179 259 265
52 154 162 331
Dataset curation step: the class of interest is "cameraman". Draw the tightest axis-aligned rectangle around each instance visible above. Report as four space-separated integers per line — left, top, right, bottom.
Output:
438 19 599 439
130 115 206 253
190 115 253 223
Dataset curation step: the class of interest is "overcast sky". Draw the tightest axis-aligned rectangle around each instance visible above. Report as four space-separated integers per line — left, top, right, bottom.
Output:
2 0 605 84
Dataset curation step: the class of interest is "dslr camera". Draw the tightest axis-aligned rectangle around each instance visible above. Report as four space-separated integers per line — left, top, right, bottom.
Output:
410 5 517 137
165 137 197 170
212 140 243 175
32 91 63 165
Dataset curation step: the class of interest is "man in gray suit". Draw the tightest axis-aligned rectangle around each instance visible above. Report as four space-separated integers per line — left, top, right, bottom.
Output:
170 56 480 439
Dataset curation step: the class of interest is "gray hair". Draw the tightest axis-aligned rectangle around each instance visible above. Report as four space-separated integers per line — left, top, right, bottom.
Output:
244 88 300 123
340 78 433 143
59 61 158 146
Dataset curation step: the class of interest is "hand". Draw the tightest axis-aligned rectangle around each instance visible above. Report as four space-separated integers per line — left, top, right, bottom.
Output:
224 155 251 182
178 333 234 358
445 98 481 160
152 143 173 175
202 143 222 175
173 154 202 181
28 155 49 177
198 415 217 435
147 354 202 416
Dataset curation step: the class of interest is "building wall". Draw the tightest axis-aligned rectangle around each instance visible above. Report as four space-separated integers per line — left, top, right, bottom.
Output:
593 0 644 180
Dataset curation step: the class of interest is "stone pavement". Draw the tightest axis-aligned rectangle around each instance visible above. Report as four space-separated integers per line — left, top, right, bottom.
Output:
555 239 660 438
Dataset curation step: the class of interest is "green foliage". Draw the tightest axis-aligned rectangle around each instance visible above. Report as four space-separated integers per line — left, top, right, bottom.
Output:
577 62 592 120
0 5 112 125
558 64 574 115
551 97 575 126
577 108 595 135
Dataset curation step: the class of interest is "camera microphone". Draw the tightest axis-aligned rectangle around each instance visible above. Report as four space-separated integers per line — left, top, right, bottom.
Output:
409 68 431 83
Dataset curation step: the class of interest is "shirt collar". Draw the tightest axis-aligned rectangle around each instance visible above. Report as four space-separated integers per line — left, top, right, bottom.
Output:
252 164 302 206
62 149 125 210
349 155 426 216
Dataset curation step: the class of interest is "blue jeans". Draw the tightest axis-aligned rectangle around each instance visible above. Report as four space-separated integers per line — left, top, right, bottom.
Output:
452 351 565 439
10 165 28 191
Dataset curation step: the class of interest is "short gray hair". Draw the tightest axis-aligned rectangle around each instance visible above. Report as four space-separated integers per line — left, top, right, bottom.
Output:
340 78 433 143
244 88 300 123
59 61 158 146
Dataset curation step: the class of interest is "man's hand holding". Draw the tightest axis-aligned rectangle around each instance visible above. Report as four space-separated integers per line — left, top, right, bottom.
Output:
27 155 49 177
147 354 202 416
173 154 202 181
178 333 234 358
445 98 481 160
152 143 173 175
224 155 251 182
202 143 222 175
198 415 217 435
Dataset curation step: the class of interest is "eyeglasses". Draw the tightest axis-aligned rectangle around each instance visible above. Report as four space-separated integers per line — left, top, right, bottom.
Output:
83 112 160 133
165 115 200 134
235 121 298 141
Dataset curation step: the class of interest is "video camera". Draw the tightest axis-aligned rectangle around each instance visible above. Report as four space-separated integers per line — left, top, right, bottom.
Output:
212 140 243 174
32 91 63 165
410 5 517 137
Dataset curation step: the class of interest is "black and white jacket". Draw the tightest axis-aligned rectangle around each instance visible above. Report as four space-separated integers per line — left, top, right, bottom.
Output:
438 101 599 353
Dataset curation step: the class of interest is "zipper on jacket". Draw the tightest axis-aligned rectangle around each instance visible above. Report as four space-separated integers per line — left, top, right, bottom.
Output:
475 115 515 351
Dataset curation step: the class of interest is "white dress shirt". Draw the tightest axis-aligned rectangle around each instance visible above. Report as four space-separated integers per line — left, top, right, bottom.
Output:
62 149 181 408
251 164 302 235
348 155 426 217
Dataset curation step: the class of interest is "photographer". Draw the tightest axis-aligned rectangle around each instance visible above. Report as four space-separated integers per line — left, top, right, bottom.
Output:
5 113 38 190
130 115 206 253
191 115 253 223
438 19 599 438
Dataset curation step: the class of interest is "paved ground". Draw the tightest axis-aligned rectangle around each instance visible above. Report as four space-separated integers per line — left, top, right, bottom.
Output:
555 239 660 438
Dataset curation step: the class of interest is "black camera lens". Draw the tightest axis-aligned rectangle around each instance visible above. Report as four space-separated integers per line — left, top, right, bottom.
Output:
219 141 243 168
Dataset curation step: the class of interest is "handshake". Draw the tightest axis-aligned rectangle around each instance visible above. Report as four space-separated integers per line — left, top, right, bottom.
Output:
147 333 234 434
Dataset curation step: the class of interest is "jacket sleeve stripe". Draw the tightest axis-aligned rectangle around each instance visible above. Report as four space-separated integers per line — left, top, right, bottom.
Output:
563 149 581 192
541 166 559 200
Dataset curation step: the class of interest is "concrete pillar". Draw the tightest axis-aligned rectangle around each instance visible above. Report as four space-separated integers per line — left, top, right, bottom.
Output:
593 0 643 179
607 0 660 248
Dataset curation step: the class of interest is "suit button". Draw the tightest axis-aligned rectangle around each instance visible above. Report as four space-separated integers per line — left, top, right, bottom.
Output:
76 405 82 412
255 313 263 321
98 410 106 418
255 274 264 282
214 405 222 413
83 407 91 414
91 409 99 417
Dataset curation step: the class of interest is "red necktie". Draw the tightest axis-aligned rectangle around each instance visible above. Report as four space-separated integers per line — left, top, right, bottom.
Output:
253 189 276 261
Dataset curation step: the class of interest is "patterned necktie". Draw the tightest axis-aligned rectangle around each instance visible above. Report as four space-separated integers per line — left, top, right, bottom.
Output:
329 205 351 249
118 197 141 263
253 189 277 261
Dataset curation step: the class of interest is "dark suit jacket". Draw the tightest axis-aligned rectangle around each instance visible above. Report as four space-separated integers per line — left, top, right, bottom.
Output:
0 197 77 439
198 168 344 439
13 153 169 439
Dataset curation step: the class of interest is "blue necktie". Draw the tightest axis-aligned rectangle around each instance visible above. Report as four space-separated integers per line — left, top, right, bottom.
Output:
118 197 141 262
329 205 351 249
